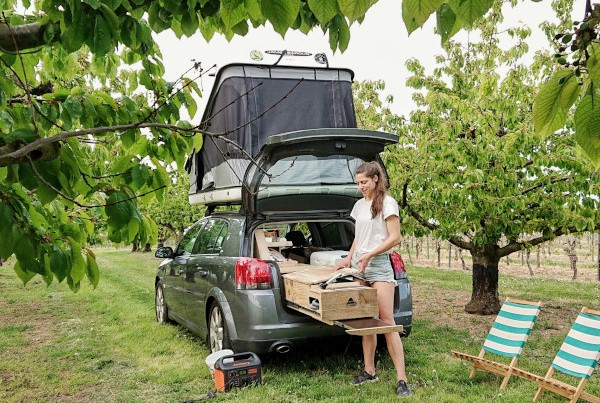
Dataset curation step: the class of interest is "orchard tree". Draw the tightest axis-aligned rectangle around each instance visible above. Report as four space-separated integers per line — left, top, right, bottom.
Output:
385 3 600 314
142 170 205 250
0 0 381 289
1 0 598 291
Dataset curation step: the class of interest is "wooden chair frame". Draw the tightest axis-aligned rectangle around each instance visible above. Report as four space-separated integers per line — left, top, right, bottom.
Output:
509 307 600 403
452 297 543 389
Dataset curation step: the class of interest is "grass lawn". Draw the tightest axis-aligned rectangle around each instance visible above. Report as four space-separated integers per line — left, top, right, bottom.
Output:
1 248 599 402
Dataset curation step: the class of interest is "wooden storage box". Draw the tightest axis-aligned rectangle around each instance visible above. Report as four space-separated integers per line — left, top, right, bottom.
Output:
283 276 378 322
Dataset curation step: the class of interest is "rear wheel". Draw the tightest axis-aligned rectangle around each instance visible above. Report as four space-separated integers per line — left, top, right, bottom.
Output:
155 282 170 323
208 302 231 353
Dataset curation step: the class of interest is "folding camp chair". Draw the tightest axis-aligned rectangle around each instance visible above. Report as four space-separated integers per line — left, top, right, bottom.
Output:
509 307 600 402
451 297 543 389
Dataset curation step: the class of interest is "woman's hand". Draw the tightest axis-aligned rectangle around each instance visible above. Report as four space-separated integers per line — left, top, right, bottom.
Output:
355 253 372 273
333 256 351 271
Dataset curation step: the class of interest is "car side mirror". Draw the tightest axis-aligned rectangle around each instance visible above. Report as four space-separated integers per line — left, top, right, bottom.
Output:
155 246 174 258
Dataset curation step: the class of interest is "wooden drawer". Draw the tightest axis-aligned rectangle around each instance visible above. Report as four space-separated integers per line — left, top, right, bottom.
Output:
283 278 378 321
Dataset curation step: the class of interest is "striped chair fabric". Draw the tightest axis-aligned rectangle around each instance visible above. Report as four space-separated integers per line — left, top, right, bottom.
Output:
550 310 600 379
482 300 542 358
451 298 543 390
522 307 600 402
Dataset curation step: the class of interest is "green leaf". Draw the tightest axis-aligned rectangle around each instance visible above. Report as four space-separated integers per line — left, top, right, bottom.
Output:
588 42 600 87
533 69 573 138
121 129 137 149
28 206 47 228
131 164 149 189
0 200 13 228
308 0 337 24
60 12 88 52
0 221 16 260
128 217 140 243
42 254 54 286
574 93 600 164
68 237 86 284
558 73 580 109
13 262 36 285
105 191 136 230
180 9 200 36
259 0 301 36
436 4 461 43
83 0 101 9
337 16 350 52
50 244 69 283
448 0 494 28
14 234 36 269
99 3 120 31
90 14 113 56
402 0 445 35
221 0 246 29
4 128 37 145
338 0 375 22
64 96 83 120
192 134 203 151
86 249 100 288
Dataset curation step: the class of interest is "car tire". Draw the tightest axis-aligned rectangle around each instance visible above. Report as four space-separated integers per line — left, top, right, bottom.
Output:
208 302 231 353
155 282 170 324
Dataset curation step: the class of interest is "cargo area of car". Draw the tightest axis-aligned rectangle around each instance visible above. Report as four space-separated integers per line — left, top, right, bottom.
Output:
251 226 404 336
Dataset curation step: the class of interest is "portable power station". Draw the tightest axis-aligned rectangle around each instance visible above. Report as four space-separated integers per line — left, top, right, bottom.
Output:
213 352 262 392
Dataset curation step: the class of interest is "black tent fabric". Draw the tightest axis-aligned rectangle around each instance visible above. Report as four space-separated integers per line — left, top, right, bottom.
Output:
187 64 357 195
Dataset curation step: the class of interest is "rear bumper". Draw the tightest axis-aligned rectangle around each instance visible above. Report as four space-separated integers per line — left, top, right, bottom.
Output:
225 283 412 353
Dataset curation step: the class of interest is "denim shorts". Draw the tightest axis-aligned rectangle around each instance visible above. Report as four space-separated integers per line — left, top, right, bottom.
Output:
351 252 395 284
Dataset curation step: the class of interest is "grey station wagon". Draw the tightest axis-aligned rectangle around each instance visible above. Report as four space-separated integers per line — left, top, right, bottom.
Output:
154 62 412 354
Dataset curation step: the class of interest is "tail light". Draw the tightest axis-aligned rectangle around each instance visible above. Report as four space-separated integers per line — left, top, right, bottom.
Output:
235 258 272 290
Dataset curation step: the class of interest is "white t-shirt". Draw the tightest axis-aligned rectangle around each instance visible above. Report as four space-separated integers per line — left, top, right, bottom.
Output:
351 195 399 255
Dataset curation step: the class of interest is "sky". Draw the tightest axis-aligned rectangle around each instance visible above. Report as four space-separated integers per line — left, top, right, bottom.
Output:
155 0 587 118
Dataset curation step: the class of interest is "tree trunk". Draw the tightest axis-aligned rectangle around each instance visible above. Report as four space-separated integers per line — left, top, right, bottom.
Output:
143 243 152 253
536 245 541 269
403 239 413 264
436 239 441 267
457 248 467 270
465 250 501 315
526 249 534 276
131 242 139 252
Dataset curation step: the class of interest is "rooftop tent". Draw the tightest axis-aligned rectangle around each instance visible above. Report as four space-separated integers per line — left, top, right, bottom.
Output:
186 63 357 204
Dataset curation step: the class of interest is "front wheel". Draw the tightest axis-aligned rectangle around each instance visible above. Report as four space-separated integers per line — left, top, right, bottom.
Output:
155 282 170 324
208 302 231 353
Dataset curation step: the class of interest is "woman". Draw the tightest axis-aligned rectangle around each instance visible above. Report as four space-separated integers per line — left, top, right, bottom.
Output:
334 161 411 397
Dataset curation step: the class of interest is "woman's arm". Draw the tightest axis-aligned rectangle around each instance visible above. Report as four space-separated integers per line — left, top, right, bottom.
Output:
355 215 401 270
334 240 356 270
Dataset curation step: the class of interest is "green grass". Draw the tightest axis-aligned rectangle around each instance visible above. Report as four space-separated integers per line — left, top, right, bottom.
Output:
0 249 599 402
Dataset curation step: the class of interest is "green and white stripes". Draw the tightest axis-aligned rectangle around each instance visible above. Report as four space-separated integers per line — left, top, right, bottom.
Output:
483 300 542 358
551 311 600 379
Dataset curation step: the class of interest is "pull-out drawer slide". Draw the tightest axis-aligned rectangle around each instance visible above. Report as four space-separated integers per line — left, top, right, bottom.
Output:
333 318 404 336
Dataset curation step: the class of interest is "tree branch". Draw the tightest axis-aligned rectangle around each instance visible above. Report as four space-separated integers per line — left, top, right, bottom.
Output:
0 22 53 52
497 223 599 257
521 175 573 195
0 122 200 167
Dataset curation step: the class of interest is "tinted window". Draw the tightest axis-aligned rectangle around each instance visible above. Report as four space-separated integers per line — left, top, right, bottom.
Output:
318 222 354 248
265 155 362 186
195 219 227 254
176 221 205 255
